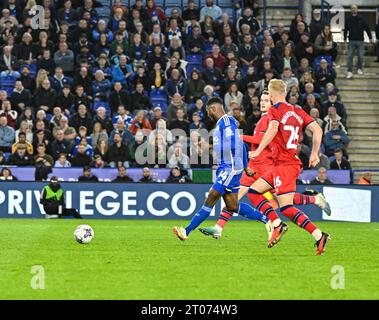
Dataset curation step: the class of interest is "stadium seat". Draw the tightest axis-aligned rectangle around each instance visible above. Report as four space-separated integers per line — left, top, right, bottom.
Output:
19 64 37 77
187 54 203 64
0 74 18 96
150 88 167 104
186 63 202 75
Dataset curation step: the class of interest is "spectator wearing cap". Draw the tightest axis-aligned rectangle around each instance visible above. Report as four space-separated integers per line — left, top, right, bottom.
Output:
314 24 338 63
310 167 333 185
344 5 373 78
7 143 34 166
309 9 327 43
78 166 99 182
315 58 336 89
12 131 33 155
0 115 14 152
295 32 315 65
150 106 168 129
324 120 350 156
321 89 347 122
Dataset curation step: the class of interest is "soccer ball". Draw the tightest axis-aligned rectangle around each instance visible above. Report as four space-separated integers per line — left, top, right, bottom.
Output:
74 225 94 244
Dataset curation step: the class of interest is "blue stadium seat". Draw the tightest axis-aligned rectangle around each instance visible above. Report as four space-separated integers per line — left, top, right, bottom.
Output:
0 74 17 96
150 88 167 103
218 0 233 7
186 63 202 75
96 6 111 20
187 54 203 64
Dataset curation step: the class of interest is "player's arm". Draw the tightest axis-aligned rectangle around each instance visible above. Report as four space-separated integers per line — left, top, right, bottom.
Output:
241 132 265 145
249 121 279 159
307 121 323 168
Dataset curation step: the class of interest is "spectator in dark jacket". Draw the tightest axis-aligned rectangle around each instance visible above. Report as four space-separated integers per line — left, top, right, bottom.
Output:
112 165 134 182
330 148 352 170
33 79 57 113
166 166 192 183
309 9 327 42
344 5 373 78
50 129 74 160
7 144 34 166
69 104 93 134
78 166 99 182
139 167 156 183
315 59 336 88
324 120 350 156
130 83 153 112
310 167 333 185
165 69 188 99
295 32 315 65
109 82 130 114
71 143 92 167
108 132 132 168
10 80 31 112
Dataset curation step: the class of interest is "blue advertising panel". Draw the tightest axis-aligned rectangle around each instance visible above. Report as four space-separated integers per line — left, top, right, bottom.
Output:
0 182 377 222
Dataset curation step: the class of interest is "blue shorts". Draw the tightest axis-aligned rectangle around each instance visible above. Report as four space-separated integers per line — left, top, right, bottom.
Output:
212 167 243 196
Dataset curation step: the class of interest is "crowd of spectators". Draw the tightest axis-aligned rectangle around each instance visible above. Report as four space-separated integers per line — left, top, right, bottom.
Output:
0 0 360 182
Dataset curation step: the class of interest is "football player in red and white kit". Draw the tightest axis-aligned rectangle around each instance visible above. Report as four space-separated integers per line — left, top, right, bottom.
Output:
199 91 330 241
249 80 330 255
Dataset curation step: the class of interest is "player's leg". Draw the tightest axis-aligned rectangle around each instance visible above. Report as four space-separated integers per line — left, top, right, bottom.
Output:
275 166 331 255
210 185 249 234
248 177 282 227
293 192 331 216
173 188 221 241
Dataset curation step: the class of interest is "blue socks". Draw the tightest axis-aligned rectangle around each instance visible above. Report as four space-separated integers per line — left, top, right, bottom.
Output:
185 204 213 235
238 202 269 224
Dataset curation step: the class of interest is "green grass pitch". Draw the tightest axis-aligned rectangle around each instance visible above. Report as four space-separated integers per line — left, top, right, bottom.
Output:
0 219 378 300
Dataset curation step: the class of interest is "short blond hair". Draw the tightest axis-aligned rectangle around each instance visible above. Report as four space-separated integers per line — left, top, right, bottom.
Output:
268 79 287 95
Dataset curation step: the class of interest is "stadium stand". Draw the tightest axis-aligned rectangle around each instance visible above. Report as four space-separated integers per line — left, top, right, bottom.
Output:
0 0 377 183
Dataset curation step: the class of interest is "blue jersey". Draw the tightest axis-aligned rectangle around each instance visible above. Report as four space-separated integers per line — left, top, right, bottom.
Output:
212 115 248 195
